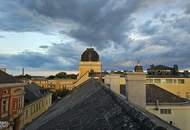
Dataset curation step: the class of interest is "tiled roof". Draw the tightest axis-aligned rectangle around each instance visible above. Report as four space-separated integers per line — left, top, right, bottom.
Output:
146 84 189 104
24 83 49 105
25 79 175 130
0 70 22 84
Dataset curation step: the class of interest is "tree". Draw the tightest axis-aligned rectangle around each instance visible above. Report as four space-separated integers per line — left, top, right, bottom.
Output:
173 64 179 74
47 75 55 79
55 72 67 79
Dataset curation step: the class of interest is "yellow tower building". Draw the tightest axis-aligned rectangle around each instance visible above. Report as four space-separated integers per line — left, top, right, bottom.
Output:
79 48 102 78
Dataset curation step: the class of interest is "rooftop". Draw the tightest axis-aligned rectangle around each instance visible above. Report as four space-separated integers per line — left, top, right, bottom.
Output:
25 79 177 130
146 84 189 105
24 83 49 106
0 70 22 84
147 73 190 78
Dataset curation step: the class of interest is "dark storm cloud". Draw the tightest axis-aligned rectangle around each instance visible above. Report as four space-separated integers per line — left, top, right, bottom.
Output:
0 0 190 71
0 51 77 71
0 0 52 32
19 0 142 49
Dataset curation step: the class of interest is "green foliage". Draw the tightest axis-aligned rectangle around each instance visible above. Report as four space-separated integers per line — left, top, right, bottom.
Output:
47 75 56 79
46 72 77 79
15 74 32 79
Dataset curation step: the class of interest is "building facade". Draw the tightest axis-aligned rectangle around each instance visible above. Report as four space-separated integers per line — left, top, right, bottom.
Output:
32 79 76 91
147 76 190 100
123 71 190 130
104 74 126 96
23 83 52 126
0 70 25 130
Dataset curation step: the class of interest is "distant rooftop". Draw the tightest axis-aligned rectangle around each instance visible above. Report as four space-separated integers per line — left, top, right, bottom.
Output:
24 83 49 106
147 72 190 78
0 70 22 84
25 79 178 130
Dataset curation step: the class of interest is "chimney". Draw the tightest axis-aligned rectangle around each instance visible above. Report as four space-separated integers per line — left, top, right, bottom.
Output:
126 72 146 108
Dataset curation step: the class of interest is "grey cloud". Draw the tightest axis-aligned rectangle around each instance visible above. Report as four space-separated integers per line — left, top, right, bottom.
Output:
0 0 190 71
185 3 190 14
0 50 78 71
39 45 49 49
0 35 5 38
173 16 190 34
139 21 159 35
1 0 143 49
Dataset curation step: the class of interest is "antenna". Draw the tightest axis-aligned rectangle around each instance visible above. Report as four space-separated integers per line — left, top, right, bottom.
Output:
22 68 25 76
137 60 141 66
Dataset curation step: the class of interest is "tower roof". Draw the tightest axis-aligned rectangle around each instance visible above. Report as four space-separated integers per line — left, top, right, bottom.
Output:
81 48 99 61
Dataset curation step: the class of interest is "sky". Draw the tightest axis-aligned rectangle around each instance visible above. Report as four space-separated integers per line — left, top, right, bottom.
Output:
0 0 190 76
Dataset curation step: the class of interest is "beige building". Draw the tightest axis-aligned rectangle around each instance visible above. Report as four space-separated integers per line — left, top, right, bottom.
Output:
104 73 126 96
32 79 76 91
125 72 190 130
146 84 190 130
23 83 52 126
147 76 190 100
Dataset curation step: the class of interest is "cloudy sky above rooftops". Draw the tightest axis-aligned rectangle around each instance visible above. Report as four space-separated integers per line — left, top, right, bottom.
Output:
0 0 190 75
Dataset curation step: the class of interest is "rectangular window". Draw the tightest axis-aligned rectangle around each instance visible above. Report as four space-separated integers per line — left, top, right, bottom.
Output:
160 109 172 114
18 97 22 109
26 109 29 118
154 79 161 83
120 85 126 96
178 79 185 84
149 79 153 83
173 79 177 84
12 100 17 110
2 99 8 113
166 79 172 84
186 92 190 99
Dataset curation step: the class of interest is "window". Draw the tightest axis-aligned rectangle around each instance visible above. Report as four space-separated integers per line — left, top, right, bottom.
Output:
154 79 161 83
2 99 8 113
3 90 8 94
120 85 126 96
12 100 17 110
166 79 172 84
186 92 190 99
178 79 185 84
149 79 153 83
173 79 177 84
26 109 29 118
160 109 172 114
18 97 22 109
